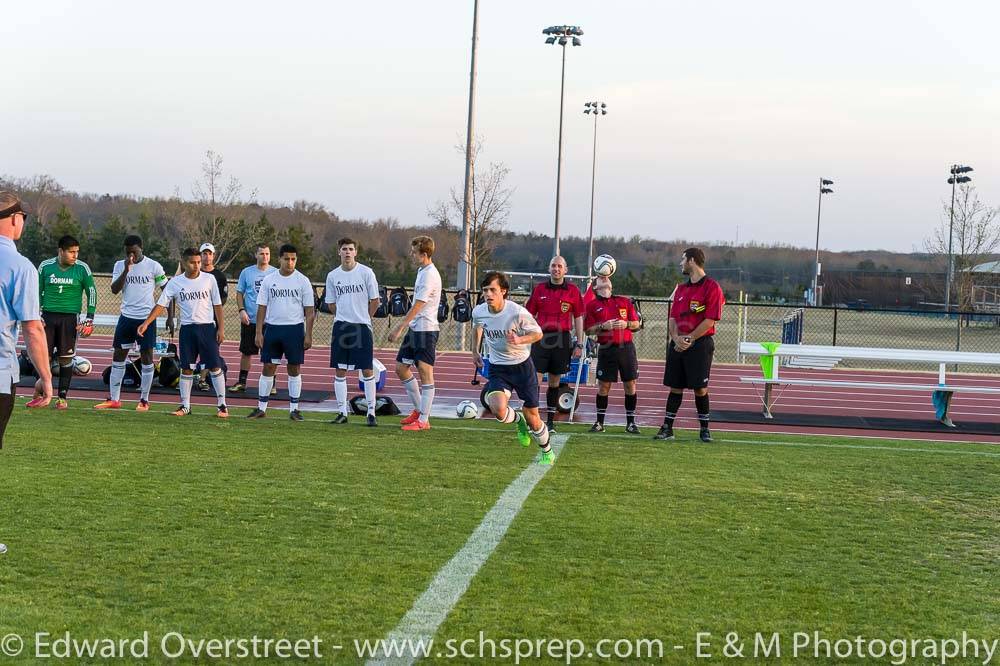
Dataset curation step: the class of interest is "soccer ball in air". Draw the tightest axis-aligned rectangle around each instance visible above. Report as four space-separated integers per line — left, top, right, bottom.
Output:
456 399 479 419
73 356 93 376
593 254 617 277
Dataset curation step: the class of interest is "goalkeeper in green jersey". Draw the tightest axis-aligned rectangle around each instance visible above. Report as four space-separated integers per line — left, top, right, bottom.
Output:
35 235 97 409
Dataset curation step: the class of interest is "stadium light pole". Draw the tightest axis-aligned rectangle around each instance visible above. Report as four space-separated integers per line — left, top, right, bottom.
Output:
543 25 583 258
945 164 973 312
456 0 481 292
812 179 834 306
584 101 607 277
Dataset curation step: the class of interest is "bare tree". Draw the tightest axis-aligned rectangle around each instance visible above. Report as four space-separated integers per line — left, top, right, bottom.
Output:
428 139 513 287
925 184 1000 310
0 174 65 224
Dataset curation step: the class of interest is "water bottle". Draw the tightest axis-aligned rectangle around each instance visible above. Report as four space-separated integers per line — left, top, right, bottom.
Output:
154 336 168 354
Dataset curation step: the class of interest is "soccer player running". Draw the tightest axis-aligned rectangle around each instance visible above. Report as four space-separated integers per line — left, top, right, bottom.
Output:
138 248 227 418
196 242 229 391
95 235 167 411
388 236 442 431
231 243 275 392
323 238 381 426
584 275 643 434
524 255 585 433
1 192 53 445
656 247 725 442
472 271 555 464
35 235 97 410
245 244 313 421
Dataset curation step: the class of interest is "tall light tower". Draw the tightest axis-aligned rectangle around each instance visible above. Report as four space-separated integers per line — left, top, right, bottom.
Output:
583 101 607 276
543 24 583 258
456 0 481 291
945 164 973 311
812 178 833 306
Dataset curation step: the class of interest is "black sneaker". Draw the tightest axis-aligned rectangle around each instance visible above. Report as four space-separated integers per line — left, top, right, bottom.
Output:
624 422 641 435
228 382 246 392
329 413 349 425
366 413 378 427
653 425 675 441
289 410 304 422
246 408 266 419
699 427 713 443
546 420 557 434
589 422 605 433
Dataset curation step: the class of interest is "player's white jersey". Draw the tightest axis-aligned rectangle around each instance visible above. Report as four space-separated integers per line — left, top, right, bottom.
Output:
410 262 442 332
112 256 167 319
472 300 541 365
157 272 221 325
258 270 313 325
324 264 379 326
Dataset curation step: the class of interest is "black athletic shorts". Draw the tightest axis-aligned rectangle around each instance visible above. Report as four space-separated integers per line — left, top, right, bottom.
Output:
596 341 639 383
663 335 715 390
0 373 14 448
530 330 574 377
239 321 260 356
43 312 78 358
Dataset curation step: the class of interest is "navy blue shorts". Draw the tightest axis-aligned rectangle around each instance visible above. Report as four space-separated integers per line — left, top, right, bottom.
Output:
179 323 223 370
262 323 305 365
113 315 156 351
396 330 439 366
330 321 374 370
485 358 539 409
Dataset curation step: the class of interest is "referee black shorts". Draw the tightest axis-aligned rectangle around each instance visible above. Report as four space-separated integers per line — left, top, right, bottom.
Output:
530 330 573 377
596 341 639 383
663 336 715 390
43 312 78 358
239 321 260 356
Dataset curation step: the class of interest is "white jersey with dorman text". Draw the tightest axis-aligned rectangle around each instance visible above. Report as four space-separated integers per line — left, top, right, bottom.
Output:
258 270 313 325
157 272 221 326
410 262 442 332
112 256 167 319
324 264 380 326
472 300 542 365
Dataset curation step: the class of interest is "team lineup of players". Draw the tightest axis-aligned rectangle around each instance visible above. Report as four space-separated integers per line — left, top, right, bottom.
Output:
30 231 724 461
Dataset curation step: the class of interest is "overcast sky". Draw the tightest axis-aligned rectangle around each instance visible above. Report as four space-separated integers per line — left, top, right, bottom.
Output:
5 1 998 252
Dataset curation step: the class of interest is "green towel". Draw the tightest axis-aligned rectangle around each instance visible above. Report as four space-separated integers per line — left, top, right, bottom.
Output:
758 342 781 379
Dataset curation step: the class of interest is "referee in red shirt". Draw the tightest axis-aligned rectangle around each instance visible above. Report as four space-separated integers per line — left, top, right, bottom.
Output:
524 256 585 432
657 247 725 442
584 275 642 433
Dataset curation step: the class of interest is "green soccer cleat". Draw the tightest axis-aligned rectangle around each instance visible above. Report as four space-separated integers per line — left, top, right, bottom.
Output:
539 451 555 465
515 411 531 447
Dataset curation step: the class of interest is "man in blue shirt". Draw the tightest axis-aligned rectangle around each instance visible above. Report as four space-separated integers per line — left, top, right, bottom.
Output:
231 243 275 391
0 192 53 448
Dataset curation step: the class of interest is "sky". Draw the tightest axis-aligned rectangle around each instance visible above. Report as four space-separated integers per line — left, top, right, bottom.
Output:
5 1 999 253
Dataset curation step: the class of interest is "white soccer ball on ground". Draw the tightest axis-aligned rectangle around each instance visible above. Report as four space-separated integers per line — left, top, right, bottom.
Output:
73 356 92 376
593 254 617 277
0 543 7 555
456 399 479 419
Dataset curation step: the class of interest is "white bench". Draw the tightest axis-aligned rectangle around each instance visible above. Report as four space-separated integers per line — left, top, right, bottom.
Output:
738 342 1000 427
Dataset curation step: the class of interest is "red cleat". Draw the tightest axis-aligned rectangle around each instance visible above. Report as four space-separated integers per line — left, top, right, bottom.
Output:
400 409 421 425
401 420 430 432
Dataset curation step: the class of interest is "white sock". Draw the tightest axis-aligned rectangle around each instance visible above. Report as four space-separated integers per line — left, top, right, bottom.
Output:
179 374 193 410
401 375 421 411
109 361 126 402
334 377 348 415
419 384 434 423
210 370 226 406
288 375 302 412
363 374 377 415
496 405 518 424
258 375 274 412
530 424 551 450
139 363 155 401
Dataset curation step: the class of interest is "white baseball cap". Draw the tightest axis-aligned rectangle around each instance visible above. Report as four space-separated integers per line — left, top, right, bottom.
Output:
199 242 216 254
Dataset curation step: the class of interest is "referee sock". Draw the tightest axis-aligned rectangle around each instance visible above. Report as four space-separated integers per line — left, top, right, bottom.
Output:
288 375 302 413
58 361 73 399
238 369 249 386
109 361 127 402
140 363 155 402
258 375 274 412
663 392 683 428
401 375 421 411
545 386 559 423
595 394 609 425
210 370 226 406
334 377 348 416
625 393 638 425
695 393 711 430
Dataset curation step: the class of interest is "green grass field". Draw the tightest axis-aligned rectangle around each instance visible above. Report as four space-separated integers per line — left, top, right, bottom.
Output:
1 401 998 664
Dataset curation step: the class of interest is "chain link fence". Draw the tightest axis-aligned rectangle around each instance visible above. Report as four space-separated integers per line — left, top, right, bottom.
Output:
87 275 1000 373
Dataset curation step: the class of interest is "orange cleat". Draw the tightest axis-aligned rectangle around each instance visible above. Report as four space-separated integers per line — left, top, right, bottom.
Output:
400 409 421 425
401 420 430 432
94 399 122 410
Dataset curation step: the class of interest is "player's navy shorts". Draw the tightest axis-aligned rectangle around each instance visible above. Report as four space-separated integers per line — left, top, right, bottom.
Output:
663 335 715 390
530 330 573 376
179 323 223 371
43 312 78 358
239 321 260 356
113 315 156 351
262 323 305 365
596 341 639 383
396 330 439 366
330 321 374 371
486 358 539 409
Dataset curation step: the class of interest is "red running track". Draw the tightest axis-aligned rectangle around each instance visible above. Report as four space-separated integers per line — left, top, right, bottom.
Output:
21 334 1000 444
